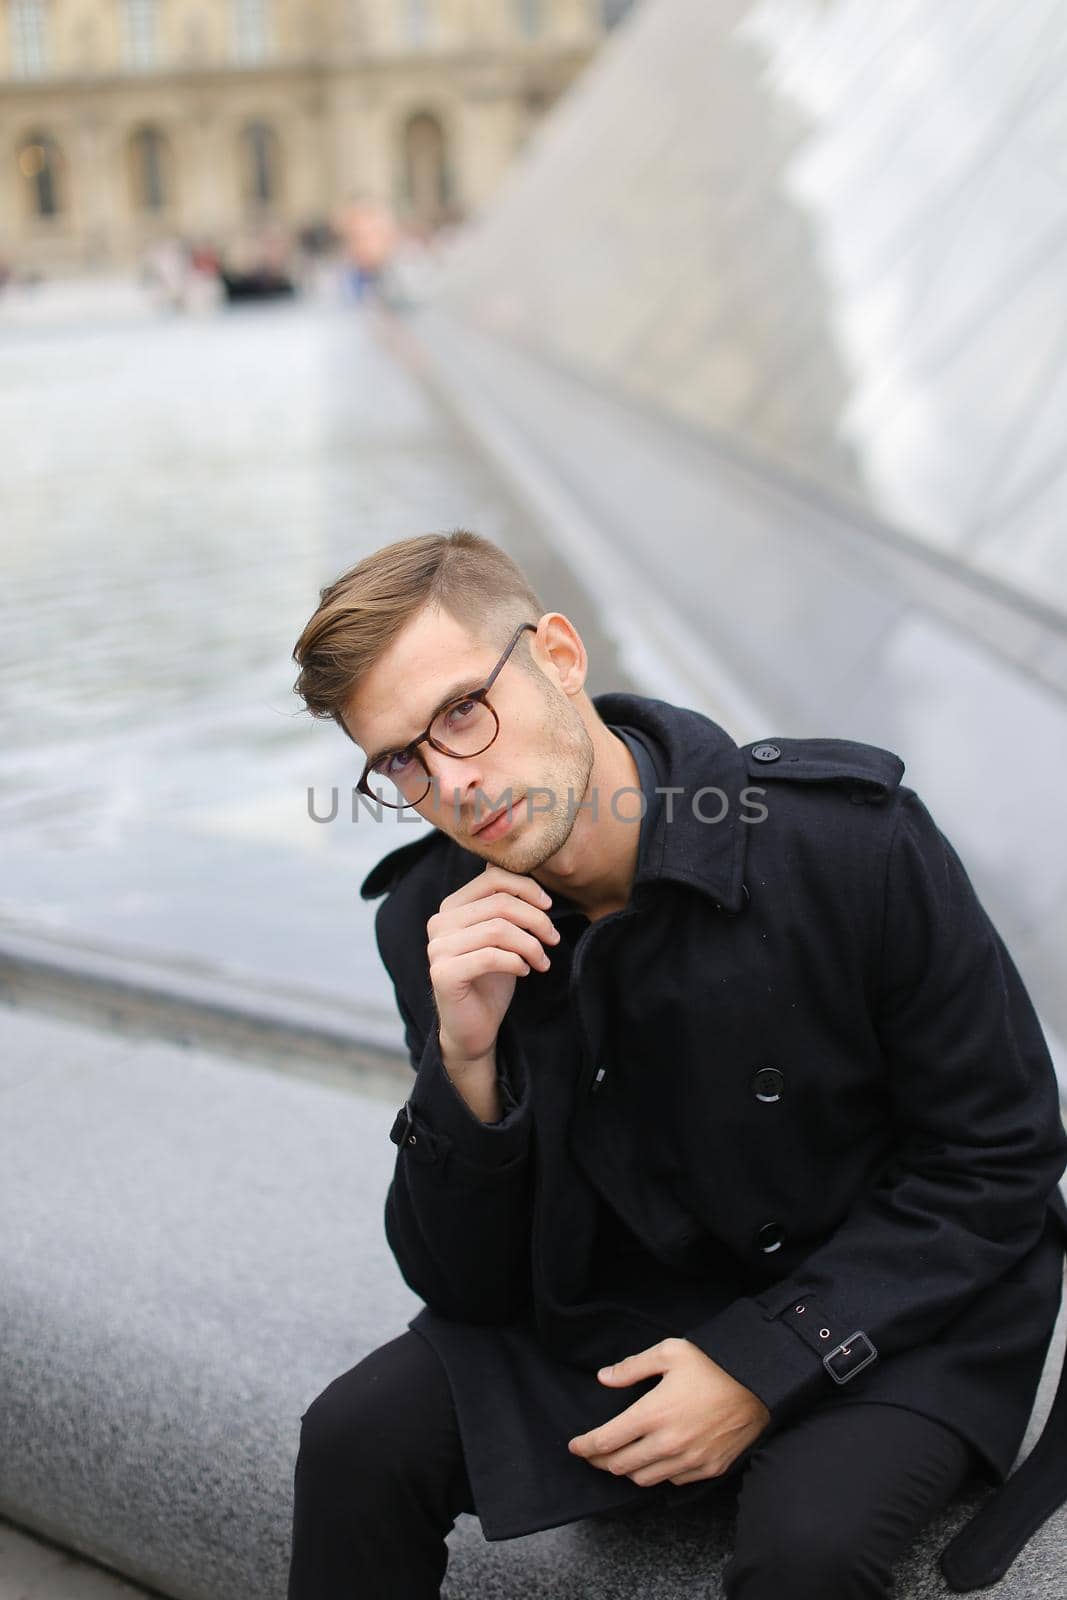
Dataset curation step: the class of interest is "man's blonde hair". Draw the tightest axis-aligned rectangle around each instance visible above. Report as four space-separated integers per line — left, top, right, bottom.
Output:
291 530 545 738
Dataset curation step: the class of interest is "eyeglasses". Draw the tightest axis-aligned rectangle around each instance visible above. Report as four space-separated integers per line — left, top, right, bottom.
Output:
357 621 537 810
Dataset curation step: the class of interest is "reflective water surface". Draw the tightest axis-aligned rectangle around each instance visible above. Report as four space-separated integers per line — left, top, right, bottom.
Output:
0 302 628 1035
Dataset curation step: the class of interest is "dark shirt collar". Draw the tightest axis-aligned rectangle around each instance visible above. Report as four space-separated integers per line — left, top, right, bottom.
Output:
612 722 659 873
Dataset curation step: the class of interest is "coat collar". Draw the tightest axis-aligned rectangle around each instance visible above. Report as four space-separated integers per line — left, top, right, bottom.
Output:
360 691 750 913
592 691 750 914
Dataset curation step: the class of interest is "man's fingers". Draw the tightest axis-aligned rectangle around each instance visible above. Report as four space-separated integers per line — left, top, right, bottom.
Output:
438 948 532 986
666 1465 712 1485
587 1439 694 1481
429 918 553 974
570 1396 657 1457
430 892 559 951
440 866 551 914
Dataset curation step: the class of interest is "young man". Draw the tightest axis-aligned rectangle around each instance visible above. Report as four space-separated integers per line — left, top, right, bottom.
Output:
287 530 1067 1599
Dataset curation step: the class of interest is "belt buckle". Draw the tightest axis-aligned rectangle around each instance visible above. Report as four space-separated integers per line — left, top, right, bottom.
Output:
823 1330 877 1385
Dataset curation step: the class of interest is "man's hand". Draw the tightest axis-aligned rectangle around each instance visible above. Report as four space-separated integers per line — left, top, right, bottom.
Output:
567 1337 771 1487
428 865 559 1070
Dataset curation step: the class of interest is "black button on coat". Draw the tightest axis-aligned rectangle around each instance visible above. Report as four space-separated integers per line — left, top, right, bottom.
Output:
360 691 1067 1575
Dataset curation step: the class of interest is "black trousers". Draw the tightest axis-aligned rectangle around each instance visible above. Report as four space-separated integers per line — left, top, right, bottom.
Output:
287 1329 975 1600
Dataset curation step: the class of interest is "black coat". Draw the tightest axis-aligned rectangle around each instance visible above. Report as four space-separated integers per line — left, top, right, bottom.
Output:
361 691 1067 1578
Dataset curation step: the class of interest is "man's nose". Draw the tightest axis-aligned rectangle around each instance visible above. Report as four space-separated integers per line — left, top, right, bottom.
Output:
422 750 486 815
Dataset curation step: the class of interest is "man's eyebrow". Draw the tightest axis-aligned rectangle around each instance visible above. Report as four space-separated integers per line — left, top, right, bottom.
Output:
366 676 482 766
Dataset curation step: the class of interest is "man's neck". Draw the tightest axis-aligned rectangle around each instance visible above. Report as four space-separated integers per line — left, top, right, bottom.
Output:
533 729 643 919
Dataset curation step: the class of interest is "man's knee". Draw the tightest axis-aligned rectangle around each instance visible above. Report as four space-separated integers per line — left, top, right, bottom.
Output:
297 1334 429 1483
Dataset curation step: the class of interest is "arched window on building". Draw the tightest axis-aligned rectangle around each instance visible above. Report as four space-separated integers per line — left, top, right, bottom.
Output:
517 0 542 39
128 125 171 211
232 0 272 63
17 132 64 217
10 0 48 77
122 0 158 69
241 121 281 208
402 110 450 228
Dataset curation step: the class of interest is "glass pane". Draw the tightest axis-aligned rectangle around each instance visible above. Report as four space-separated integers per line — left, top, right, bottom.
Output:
11 0 48 77
123 0 157 69
232 0 270 63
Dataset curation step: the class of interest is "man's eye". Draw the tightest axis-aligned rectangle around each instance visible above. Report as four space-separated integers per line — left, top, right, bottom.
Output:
444 698 477 727
374 750 412 776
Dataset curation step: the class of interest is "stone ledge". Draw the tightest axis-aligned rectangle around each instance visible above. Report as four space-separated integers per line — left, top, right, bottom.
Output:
1 1001 1063 1598
0 919 409 1102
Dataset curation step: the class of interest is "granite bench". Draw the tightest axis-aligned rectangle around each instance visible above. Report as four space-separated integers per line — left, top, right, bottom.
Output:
1 1000 1063 1599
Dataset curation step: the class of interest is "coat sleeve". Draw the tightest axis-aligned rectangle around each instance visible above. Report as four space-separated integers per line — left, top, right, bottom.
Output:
682 788 1067 1417
375 897 537 1324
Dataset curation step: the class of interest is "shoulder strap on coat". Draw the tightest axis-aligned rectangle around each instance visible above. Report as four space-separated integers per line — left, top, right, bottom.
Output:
741 737 905 803
360 830 443 900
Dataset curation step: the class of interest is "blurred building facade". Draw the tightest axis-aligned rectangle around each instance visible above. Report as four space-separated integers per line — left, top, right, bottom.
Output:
0 0 634 273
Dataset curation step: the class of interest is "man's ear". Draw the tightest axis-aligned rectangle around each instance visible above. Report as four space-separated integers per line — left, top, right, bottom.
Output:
534 613 587 695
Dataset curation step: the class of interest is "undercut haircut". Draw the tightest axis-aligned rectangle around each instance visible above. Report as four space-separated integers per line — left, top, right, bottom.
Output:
291 529 545 740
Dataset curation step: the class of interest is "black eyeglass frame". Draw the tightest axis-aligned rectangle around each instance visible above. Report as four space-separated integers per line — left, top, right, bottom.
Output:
356 621 537 810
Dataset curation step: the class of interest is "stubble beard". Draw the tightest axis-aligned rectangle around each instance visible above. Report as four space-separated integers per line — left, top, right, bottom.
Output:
473 685 595 876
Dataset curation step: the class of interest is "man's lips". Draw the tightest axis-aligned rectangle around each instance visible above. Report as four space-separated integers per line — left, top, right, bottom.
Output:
471 797 524 836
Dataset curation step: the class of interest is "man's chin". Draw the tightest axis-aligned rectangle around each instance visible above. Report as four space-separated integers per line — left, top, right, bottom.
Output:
498 812 579 876
465 823 540 874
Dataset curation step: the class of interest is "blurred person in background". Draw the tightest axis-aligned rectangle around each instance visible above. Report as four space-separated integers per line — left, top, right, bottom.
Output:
141 236 191 313
185 240 224 314
334 192 398 305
